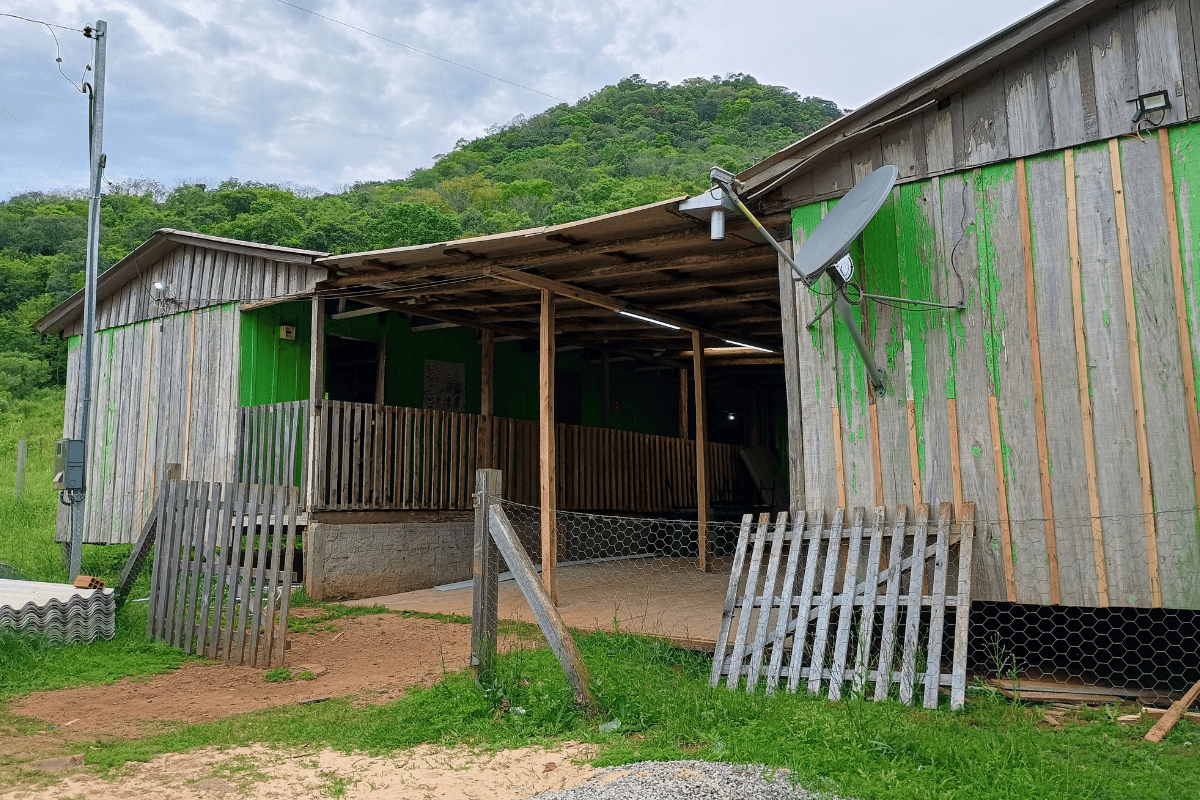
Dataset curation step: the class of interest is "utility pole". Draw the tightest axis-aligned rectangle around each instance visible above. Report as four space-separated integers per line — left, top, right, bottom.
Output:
68 19 106 580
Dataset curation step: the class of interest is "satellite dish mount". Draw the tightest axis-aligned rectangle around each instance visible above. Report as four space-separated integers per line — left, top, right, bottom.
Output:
708 164 963 392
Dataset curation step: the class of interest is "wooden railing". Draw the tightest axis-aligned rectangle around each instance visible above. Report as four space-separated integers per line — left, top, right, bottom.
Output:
309 400 746 513
237 401 307 489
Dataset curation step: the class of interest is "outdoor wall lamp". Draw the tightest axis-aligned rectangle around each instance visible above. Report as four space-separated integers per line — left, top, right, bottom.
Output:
1131 90 1171 123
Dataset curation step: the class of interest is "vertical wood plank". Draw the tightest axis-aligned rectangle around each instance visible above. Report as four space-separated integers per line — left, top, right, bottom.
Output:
710 514 755 687
922 503 953 708
1064 148 1109 607
828 507 865 700
1111 138 1163 608
851 507 886 695
949 502 976 709
807 508 845 695
874 506 910 701
746 512 789 693
898 504 930 705
765 511 805 693
786 509 824 694
726 514 771 689
1016 157 1062 606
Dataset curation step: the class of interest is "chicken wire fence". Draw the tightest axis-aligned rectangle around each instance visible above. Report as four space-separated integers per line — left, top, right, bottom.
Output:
493 497 1200 706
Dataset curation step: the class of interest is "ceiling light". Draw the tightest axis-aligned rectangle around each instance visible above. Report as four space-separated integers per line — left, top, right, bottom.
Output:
723 339 772 353
619 311 680 330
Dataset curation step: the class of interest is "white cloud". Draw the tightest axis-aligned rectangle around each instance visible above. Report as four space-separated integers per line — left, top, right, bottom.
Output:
0 0 1050 199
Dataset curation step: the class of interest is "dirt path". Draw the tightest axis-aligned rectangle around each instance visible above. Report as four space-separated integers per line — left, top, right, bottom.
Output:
11 613 475 738
0 741 599 800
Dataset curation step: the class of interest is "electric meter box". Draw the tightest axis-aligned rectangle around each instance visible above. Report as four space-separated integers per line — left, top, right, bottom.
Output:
54 438 85 491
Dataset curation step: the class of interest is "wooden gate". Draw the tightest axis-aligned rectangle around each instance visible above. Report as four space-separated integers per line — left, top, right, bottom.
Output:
147 480 299 668
711 502 974 709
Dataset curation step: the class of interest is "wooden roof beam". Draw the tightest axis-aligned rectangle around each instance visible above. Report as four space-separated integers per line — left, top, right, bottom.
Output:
353 294 685 369
658 288 781 310
320 226 713 288
480 264 779 353
606 268 778 297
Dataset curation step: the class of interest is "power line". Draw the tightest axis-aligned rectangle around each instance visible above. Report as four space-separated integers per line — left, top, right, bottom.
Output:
269 0 566 103
1 13 89 92
0 12 85 32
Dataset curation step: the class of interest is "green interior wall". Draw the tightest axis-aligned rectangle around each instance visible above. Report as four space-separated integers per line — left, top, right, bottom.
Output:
237 302 680 436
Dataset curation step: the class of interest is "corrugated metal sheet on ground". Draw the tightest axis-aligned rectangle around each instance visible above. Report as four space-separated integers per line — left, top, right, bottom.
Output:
0 578 116 644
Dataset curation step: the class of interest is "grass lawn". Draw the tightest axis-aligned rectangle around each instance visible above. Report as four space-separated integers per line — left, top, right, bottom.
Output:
2 394 1198 799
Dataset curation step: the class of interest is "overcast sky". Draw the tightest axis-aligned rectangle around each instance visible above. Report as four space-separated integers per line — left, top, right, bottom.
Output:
0 0 1050 200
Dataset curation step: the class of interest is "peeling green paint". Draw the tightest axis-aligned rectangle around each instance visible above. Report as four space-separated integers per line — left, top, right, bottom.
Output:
972 444 983 457
1102 309 1110 327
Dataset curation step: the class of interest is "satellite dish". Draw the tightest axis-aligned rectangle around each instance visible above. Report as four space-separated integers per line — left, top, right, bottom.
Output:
792 164 897 286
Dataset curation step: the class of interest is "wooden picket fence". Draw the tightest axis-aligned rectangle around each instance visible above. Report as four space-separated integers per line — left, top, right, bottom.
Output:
310 400 745 513
237 401 307 488
711 502 974 709
147 480 299 668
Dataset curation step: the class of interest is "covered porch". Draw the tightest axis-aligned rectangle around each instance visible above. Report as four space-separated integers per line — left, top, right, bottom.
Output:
238 199 792 600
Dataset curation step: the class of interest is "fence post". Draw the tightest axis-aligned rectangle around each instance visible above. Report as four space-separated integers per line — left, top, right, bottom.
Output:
15 439 26 499
471 468 502 680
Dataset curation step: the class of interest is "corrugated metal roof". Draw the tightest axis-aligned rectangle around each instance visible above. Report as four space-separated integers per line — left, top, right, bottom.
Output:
0 579 116 645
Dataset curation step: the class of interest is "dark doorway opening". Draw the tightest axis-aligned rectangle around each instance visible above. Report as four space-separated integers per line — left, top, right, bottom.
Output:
325 335 380 404
556 370 582 424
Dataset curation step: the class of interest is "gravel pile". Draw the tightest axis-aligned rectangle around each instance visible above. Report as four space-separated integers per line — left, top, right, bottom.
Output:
522 760 845 800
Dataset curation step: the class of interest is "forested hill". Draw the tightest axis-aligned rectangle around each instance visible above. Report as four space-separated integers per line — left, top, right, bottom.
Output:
0 73 841 402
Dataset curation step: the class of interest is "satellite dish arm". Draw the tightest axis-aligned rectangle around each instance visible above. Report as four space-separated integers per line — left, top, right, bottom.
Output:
710 168 806 282
709 167 887 391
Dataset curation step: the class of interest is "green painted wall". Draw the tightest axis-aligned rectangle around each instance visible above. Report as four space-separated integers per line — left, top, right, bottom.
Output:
237 302 681 436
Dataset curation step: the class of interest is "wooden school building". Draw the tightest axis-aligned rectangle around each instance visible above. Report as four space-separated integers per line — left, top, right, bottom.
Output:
37 211 790 600
742 0 1200 611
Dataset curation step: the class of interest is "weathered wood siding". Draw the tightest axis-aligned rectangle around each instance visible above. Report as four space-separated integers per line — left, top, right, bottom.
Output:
769 0 1200 210
780 125 1200 610
63 244 321 337
57 304 242 544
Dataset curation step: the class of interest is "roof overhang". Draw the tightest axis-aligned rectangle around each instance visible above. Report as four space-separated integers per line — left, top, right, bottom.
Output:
314 197 791 367
736 0 1104 201
36 229 327 336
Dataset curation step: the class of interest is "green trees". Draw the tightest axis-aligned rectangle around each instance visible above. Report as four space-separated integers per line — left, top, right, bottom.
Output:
0 74 841 398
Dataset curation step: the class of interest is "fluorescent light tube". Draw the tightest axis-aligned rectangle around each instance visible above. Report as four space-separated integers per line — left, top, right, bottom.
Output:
619 311 680 330
723 339 772 353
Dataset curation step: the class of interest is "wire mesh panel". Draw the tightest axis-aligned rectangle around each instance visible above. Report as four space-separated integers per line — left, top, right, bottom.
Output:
497 498 746 645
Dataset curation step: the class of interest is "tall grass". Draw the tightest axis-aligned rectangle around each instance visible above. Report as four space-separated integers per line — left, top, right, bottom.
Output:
0 391 67 582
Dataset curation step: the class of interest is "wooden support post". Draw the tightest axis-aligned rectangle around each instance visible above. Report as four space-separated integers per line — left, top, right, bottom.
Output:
471 468 502 680
14 439 26 500
480 329 495 468
487 503 598 711
306 296 325 511
678 368 689 439
693 330 711 572
539 289 557 601
1017 157 1061 606
1064 148 1108 607
602 351 611 428
1110 138 1161 608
